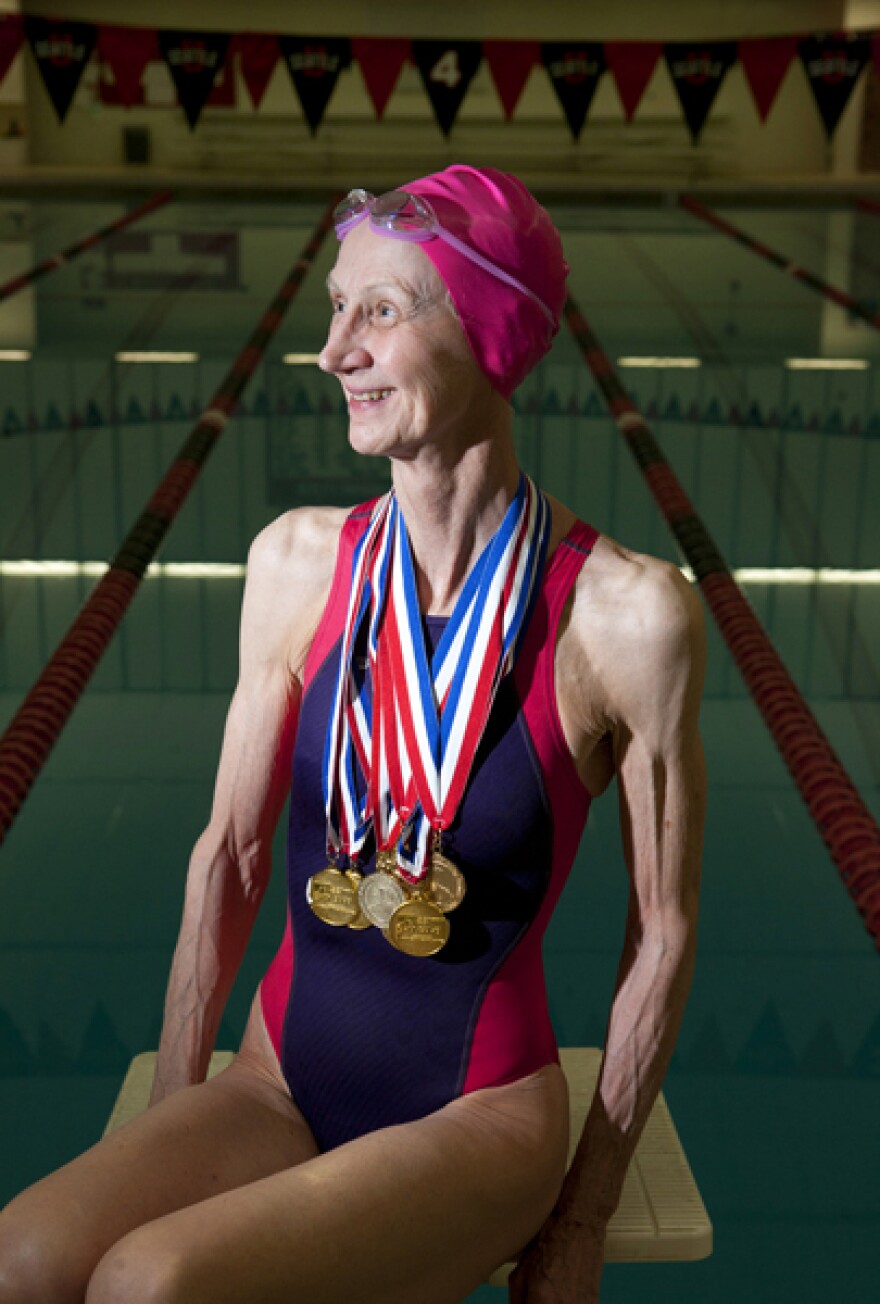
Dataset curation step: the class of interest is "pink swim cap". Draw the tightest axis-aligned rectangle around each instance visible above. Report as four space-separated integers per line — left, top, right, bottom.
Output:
401 165 568 399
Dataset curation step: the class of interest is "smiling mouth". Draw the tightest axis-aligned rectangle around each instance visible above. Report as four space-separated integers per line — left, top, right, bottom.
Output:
345 388 395 403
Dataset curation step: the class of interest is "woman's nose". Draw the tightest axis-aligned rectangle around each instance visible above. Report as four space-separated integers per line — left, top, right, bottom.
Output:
317 314 371 375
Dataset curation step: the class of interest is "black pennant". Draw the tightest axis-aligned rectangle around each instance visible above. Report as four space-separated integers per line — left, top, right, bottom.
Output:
799 32 870 140
278 36 351 135
24 16 97 123
158 29 231 130
412 40 482 137
541 42 607 140
664 41 737 143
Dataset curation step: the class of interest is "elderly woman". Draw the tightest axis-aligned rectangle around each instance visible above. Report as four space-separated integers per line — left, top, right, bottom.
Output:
0 166 705 1304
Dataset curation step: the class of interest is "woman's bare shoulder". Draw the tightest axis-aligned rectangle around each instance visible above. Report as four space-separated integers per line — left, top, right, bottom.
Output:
241 505 354 681
568 530 704 713
249 505 350 585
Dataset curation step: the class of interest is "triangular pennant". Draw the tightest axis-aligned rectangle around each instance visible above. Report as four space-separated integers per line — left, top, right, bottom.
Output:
851 1011 880 1076
799 32 870 140
738 35 799 123
685 1012 731 1072
412 40 482 137
0 1005 34 1075
35 1021 74 1075
352 37 409 119
541 387 563 416
158 29 231 130
541 42 607 140
2 408 23 435
98 24 158 108
75 1001 130 1074
0 13 23 88
603 40 662 122
24 16 98 123
278 36 351 135
664 41 737 143
483 40 539 121
236 32 280 110
125 396 146 423
293 386 314 415
800 1019 847 1077
165 393 187 420
735 1000 798 1076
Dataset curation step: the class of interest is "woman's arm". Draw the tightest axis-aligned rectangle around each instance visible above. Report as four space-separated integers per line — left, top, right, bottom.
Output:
149 510 339 1104
510 558 707 1302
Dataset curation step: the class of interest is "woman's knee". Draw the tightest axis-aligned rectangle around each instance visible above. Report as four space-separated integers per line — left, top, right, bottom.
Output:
86 1227 192 1304
0 1191 88 1304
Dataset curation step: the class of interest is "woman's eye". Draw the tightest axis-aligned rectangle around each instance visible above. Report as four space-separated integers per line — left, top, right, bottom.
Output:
331 299 345 315
375 303 397 319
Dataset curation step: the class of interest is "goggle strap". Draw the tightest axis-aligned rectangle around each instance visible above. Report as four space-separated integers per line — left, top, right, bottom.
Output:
433 227 556 326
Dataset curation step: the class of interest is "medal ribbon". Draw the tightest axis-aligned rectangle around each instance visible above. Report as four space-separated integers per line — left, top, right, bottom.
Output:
322 493 394 862
379 475 550 881
324 476 549 882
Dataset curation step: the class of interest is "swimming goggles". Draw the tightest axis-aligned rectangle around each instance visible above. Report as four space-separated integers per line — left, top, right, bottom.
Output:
333 188 555 326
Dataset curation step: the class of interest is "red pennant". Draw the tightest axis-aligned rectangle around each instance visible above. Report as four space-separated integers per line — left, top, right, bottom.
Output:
483 41 539 120
236 32 279 109
98 25 158 108
352 37 409 119
0 14 23 87
604 41 662 121
738 35 799 122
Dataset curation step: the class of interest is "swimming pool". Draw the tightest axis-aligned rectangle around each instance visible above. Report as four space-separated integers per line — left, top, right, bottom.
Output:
0 193 877 1302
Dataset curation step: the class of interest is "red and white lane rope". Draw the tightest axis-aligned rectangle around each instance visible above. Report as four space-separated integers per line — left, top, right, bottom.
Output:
679 195 880 332
565 293 880 952
0 189 174 304
0 193 342 845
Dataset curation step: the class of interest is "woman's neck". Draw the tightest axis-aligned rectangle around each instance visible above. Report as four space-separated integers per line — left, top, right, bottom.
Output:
391 433 521 616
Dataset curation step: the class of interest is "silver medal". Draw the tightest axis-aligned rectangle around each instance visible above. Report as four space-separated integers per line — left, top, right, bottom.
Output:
358 871 407 930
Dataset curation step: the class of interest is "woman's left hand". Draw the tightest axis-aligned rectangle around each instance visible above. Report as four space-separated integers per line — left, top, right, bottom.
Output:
506 1206 605 1304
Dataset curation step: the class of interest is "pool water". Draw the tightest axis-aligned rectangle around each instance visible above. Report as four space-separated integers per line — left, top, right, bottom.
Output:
0 195 877 1302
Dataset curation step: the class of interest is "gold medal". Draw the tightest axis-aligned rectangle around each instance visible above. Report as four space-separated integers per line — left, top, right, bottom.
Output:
428 849 466 913
345 868 373 929
306 866 359 926
386 891 450 957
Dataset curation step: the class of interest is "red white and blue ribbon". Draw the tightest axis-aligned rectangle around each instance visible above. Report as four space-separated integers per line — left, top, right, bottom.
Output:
323 474 550 880
381 473 550 879
321 492 393 863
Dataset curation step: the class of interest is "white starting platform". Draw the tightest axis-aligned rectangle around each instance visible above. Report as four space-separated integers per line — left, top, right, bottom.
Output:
106 1046 712 1286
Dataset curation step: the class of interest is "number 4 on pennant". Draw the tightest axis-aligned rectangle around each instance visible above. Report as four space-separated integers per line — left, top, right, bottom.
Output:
412 39 482 136
430 49 462 88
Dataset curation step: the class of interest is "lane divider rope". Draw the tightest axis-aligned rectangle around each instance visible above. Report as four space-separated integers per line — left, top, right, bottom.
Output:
0 189 174 304
678 194 880 332
0 194 342 845
565 293 880 952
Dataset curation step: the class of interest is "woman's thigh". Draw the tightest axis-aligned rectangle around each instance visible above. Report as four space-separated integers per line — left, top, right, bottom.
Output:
0 995 317 1304
86 1063 570 1304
